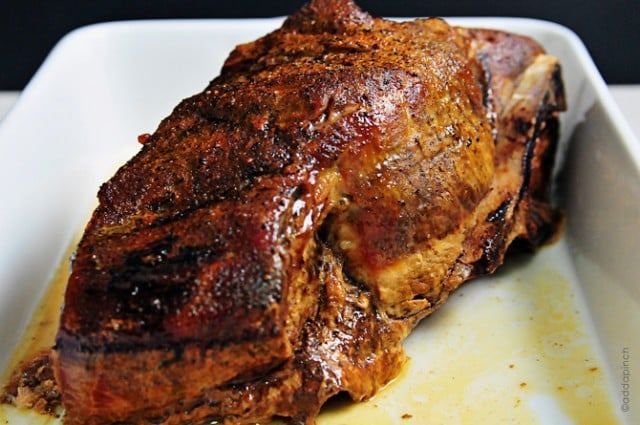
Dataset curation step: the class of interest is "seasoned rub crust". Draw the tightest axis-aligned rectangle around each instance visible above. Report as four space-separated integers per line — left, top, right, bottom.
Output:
53 0 565 424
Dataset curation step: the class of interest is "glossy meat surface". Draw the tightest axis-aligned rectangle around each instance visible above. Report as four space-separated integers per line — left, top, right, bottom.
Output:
53 0 565 423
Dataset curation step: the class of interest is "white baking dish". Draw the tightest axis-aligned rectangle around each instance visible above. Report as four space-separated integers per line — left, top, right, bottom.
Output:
0 16 637 424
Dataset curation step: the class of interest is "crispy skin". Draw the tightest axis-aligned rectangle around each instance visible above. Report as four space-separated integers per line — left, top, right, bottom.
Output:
53 0 565 424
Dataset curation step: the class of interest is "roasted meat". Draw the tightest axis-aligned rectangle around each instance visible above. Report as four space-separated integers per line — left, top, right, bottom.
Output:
53 0 565 423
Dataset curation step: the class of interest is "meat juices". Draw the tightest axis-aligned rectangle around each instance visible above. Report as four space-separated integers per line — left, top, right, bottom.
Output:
53 0 565 424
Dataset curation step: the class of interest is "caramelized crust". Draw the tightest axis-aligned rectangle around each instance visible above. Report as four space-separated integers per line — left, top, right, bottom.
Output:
54 1 565 423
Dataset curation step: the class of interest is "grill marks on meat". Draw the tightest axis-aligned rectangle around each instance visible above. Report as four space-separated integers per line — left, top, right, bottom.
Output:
53 0 566 424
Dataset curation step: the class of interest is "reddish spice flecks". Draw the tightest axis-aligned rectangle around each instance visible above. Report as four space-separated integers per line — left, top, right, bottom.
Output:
137 133 152 144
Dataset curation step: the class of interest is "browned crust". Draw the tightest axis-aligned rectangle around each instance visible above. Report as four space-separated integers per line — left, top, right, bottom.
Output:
52 1 566 424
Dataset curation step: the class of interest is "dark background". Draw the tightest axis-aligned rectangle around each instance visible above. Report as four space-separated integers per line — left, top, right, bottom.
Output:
1 0 638 90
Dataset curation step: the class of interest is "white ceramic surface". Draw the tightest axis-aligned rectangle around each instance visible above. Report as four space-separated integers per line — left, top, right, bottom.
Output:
0 17 638 424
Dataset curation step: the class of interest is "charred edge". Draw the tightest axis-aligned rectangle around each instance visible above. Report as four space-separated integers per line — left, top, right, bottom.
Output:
147 209 190 228
528 201 563 248
517 107 541 202
473 203 515 276
107 244 219 293
486 199 511 224
146 415 170 425
534 116 560 201
551 65 566 111
507 209 558 253
476 51 493 110
143 177 280 230
474 199 512 274
123 237 177 269
517 90 553 203
55 322 282 355
473 228 508 276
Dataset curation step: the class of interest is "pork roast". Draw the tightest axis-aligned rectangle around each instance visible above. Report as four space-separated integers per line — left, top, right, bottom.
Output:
53 0 565 423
